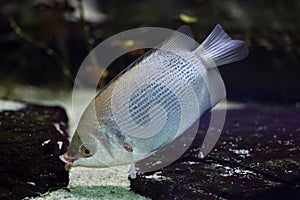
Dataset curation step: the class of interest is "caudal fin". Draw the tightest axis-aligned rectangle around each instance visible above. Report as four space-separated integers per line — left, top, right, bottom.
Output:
195 24 249 68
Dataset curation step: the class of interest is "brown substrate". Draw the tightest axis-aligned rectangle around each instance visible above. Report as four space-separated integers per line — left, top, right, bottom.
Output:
130 105 300 200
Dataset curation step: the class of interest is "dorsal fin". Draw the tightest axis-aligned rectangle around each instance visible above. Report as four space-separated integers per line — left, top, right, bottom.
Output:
159 25 197 52
97 25 197 94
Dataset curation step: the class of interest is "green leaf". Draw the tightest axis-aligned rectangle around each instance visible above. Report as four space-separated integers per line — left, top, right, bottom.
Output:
179 14 198 23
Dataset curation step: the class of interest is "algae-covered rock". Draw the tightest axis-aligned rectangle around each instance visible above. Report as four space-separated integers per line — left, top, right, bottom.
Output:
130 106 300 199
0 100 69 200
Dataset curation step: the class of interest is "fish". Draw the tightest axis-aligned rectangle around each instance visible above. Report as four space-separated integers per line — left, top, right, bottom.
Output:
60 24 248 179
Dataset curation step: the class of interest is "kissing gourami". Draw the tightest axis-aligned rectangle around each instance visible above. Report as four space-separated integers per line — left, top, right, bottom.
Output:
60 24 249 179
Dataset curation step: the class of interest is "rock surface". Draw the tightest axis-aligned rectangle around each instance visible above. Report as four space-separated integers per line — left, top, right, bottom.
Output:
0 100 69 200
130 105 300 199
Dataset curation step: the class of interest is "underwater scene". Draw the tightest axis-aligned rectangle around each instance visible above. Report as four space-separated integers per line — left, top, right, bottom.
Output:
0 0 299 199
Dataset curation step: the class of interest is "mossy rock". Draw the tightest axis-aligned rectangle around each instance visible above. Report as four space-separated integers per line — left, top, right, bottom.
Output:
0 100 69 200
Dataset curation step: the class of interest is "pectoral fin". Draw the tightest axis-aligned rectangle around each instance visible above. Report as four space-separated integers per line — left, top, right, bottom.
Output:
129 152 137 179
123 141 133 152
123 142 136 179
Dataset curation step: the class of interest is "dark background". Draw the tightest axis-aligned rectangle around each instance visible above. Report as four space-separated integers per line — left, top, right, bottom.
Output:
0 0 299 104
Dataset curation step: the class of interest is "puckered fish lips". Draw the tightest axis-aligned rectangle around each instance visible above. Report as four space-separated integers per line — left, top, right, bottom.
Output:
59 153 77 171
59 131 82 171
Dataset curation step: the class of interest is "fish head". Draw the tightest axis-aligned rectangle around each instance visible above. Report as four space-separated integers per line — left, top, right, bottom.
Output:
59 119 110 170
60 97 125 170
59 132 97 170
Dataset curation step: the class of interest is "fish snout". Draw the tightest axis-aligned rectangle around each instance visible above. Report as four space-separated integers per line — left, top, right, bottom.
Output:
59 153 77 171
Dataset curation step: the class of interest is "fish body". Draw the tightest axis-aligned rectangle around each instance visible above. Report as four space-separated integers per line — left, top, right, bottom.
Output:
60 25 248 177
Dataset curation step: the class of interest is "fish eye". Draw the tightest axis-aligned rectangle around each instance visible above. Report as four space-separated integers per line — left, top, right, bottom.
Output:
79 144 95 158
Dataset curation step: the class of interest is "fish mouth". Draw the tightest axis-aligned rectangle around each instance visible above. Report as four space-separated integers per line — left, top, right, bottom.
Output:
59 154 76 171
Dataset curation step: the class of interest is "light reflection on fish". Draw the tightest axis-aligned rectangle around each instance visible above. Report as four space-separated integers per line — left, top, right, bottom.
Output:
60 24 248 178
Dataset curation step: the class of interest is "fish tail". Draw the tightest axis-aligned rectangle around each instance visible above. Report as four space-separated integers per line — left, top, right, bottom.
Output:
195 24 249 68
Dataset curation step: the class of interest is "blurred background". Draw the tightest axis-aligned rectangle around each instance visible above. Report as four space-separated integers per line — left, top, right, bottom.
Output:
0 0 299 104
